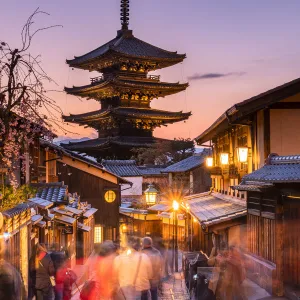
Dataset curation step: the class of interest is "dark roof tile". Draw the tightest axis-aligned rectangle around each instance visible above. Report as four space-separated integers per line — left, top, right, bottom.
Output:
185 192 246 226
163 149 211 173
67 31 185 66
102 160 141 177
2 202 36 218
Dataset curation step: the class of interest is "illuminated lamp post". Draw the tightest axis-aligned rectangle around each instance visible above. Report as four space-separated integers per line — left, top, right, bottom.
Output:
144 184 158 206
237 147 249 163
173 200 179 272
220 153 229 165
206 157 213 168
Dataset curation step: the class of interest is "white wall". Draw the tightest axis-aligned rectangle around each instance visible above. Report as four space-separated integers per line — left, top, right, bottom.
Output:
121 176 143 196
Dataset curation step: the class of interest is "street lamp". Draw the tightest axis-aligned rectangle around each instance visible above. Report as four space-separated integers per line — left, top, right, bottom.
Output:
206 157 213 167
172 200 179 272
237 147 248 163
144 184 158 205
220 153 229 165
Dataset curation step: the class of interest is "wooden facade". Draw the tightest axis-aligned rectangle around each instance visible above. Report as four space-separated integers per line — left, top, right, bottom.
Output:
1 204 33 294
57 162 120 240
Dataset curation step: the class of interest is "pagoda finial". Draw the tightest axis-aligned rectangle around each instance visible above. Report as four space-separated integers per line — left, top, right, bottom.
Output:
120 0 130 30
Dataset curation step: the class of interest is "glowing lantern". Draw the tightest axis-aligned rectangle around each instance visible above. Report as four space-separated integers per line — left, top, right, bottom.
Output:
220 153 229 165
144 184 158 205
206 157 213 167
237 147 248 163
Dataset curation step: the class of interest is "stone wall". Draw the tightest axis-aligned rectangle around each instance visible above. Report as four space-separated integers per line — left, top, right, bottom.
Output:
244 253 276 295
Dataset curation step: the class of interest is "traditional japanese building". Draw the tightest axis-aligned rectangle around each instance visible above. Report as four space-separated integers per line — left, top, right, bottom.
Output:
62 0 191 159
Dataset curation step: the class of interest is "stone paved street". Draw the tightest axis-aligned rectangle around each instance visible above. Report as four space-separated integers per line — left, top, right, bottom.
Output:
158 272 190 300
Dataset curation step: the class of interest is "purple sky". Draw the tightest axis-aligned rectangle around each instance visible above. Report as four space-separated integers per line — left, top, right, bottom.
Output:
2 0 300 140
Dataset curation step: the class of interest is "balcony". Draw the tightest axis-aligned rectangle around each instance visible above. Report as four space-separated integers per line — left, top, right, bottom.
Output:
90 75 104 84
148 74 160 81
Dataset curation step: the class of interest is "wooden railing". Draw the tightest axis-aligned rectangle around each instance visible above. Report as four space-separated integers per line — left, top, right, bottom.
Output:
148 74 160 81
90 75 104 84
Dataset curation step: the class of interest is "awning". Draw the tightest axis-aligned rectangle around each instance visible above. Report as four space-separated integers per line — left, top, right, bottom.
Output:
65 206 83 215
157 212 172 219
77 222 91 232
54 215 76 225
31 214 43 225
185 192 247 227
148 203 171 212
83 208 98 218
35 221 47 228
119 207 148 215
52 207 74 217
28 197 54 209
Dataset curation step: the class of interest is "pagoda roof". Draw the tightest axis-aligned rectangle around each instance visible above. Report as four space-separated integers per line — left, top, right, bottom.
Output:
63 107 191 125
66 30 186 69
64 76 188 99
61 136 170 152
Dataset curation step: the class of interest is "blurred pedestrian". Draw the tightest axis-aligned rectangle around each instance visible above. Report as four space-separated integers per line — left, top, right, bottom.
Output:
88 240 117 300
55 256 77 300
114 236 152 300
0 236 25 299
141 237 162 300
29 243 56 300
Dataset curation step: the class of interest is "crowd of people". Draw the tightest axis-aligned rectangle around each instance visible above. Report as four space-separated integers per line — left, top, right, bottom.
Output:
14 236 166 300
83 236 166 300
0 232 249 300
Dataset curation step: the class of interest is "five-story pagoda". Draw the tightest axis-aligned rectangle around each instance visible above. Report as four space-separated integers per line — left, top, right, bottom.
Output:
62 0 191 159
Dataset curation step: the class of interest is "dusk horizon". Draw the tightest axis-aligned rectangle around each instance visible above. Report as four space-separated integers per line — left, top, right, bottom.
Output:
2 0 300 141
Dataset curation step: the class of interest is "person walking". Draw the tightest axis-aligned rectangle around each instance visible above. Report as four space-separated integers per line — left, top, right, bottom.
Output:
114 236 152 300
29 243 56 300
55 257 77 300
88 240 117 300
141 237 162 300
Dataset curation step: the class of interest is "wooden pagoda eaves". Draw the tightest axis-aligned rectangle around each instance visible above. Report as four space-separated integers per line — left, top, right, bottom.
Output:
63 107 191 127
61 136 171 154
64 77 188 100
66 30 186 71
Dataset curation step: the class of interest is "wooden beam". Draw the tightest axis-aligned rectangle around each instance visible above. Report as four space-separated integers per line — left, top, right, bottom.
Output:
264 109 270 160
270 102 300 109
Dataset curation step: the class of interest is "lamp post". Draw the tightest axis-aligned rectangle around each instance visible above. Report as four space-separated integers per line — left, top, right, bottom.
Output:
173 200 179 272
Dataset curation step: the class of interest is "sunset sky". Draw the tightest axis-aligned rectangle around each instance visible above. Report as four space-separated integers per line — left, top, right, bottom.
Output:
2 0 300 141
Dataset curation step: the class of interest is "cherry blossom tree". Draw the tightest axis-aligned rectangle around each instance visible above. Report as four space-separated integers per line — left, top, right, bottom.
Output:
0 8 63 188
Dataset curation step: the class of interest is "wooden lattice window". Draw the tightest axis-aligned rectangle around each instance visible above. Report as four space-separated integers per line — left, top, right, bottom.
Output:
236 126 248 172
94 225 103 244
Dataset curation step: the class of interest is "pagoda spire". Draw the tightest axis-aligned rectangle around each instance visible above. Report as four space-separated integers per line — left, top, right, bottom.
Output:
120 0 130 30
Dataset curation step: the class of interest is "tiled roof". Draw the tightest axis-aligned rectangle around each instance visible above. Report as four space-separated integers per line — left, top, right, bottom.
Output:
138 165 167 176
163 149 211 173
40 139 131 185
102 160 141 177
35 183 67 203
240 154 300 183
185 192 246 226
63 107 191 124
2 202 36 218
62 136 170 151
65 78 188 94
148 203 171 212
66 30 185 67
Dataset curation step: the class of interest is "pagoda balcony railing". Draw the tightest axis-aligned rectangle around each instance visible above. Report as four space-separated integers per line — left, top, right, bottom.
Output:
148 74 160 81
91 75 104 84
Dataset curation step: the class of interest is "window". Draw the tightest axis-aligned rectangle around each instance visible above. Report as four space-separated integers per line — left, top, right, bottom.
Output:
94 225 103 244
104 190 116 203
